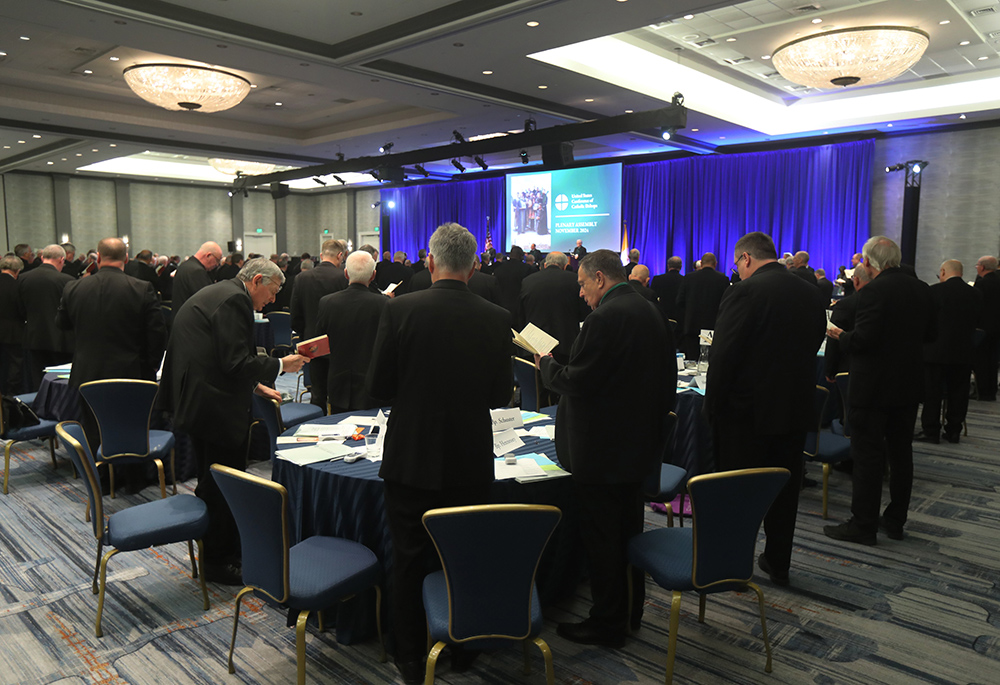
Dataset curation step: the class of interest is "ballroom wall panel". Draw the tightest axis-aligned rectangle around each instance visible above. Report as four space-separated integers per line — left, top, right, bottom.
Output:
313 192 351 246
68 177 117 251
4 174 56 248
243 190 276 242
0 177 7 254
355 189 381 249
286 192 351 255
130 183 231 257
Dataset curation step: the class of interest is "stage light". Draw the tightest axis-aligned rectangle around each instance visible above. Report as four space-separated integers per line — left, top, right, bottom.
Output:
524 117 536 132
335 152 345 161
519 149 529 164
227 190 234 197
474 155 488 170
379 142 393 154
387 200 396 209
885 163 905 173
414 164 429 177
452 130 466 144
333 175 346 185
909 160 928 174
371 201 381 208
312 176 327 185
370 169 382 181
660 127 676 141
451 158 466 172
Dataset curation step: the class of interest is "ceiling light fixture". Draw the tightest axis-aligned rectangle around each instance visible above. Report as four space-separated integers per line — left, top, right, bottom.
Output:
109 56 120 61
379 142 393 154
452 130 466 144
526 21 539 27
123 63 251 112
414 164 429 177
660 127 677 141
772 26 930 89
333 175 346 185
474 155 488 170
451 158 466 172
312 176 327 186
208 158 277 176
519 149 529 164
959 40 971 46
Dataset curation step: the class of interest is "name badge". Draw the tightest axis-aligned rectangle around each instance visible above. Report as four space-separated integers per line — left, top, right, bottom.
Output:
490 407 523 432
493 429 525 456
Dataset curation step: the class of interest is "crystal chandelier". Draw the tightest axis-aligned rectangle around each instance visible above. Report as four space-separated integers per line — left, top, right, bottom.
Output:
122 63 251 112
772 26 930 90
208 158 277 176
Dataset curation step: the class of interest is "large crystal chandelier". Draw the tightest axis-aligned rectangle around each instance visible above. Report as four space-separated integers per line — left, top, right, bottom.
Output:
772 26 930 89
208 158 277 176
123 64 251 112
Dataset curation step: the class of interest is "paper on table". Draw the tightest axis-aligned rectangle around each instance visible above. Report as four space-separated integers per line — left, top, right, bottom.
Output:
494 457 546 481
513 453 571 482
493 428 525 456
512 323 558 356
339 415 381 427
294 423 357 438
514 425 553 440
276 442 357 465
520 411 547 424
491 407 523 432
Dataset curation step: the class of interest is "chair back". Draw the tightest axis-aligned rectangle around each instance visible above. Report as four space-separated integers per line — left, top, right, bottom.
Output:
423 504 561 642
834 373 851 437
512 357 540 411
266 311 294 349
79 379 159 458
56 421 105 539
689 468 790 591
211 464 290 603
251 393 281 457
803 385 829 457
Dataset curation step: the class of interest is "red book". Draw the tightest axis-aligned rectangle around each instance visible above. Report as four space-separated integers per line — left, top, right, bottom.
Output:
296 335 330 358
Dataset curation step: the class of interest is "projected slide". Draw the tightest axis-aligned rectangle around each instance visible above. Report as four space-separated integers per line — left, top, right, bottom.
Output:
506 163 622 253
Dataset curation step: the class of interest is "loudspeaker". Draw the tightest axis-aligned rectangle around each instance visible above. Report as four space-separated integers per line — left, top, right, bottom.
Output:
270 182 291 199
542 141 575 168
226 241 236 253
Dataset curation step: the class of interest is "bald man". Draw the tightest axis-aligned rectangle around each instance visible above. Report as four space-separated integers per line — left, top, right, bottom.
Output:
919 260 982 443
676 252 729 359
627 264 658 303
171 241 222 319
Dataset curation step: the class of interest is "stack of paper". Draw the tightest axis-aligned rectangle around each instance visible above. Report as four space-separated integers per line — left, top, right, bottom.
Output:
276 442 359 465
494 453 570 482
43 363 72 373
294 423 357 438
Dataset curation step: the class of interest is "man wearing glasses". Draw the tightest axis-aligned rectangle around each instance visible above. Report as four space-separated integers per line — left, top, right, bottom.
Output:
171 241 222 320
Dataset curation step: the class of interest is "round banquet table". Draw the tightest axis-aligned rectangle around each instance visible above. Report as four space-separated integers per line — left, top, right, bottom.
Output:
270 406 584 646
253 318 274 351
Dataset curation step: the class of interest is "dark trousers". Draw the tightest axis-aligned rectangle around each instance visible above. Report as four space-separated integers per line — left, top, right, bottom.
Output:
849 404 917 532
27 350 72 392
383 480 490 663
309 357 330 413
713 418 805 574
0 342 26 396
191 432 250 564
973 334 998 400
574 480 645 631
921 363 970 438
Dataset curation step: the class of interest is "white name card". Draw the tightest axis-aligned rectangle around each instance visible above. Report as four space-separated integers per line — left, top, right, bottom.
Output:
493 428 525 456
491 408 523 432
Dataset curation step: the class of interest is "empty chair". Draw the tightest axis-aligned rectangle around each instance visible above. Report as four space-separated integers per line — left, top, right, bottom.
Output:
211 464 384 685
513 357 541 411
251 393 324 458
56 421 209 638
422 504 562 684
642 412 686 527
295 364 312 403
79 379 176 498
266 311 294 356
628 468 791 685
804 384 852 519
2 390 59 494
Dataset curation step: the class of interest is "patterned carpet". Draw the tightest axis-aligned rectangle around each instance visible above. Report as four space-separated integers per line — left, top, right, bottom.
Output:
3 391 1000 685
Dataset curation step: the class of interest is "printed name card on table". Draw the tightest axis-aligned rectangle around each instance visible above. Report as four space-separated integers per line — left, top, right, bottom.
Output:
490 407 523 432
493 428 525 456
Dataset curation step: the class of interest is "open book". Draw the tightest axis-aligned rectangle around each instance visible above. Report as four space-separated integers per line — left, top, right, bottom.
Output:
511 323 558 357
382 281 401 295
296 334 330 358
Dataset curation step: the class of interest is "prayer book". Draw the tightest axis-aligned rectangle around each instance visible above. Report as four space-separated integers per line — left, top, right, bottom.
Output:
511 323 558 356
296 334 330 358
383 281 401 295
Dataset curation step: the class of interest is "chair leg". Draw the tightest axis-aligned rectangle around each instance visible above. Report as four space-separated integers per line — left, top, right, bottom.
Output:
228 586 254 674
665 502 674 528
3 440 12 495
170 448 177 495
48 437 56 469
295 609 310 685
698 594 706 623
108 463 116 499
822 463 831 519
665 590 682 685
95 548 120 638
195 540 209 610
677 494 685 528
425 641 446 685
375 585 386 663
92 539 104 594
748 581 774 674
154 458 166 499
534 637 555 685
317 611 325 633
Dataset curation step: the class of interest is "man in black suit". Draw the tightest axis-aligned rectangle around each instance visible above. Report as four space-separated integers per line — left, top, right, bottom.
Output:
215 252 243 281
919 260 982 444
376 251 414 293
537 250 674 648
14 244 38 273
411 248 427 273
623 248 640 277
571 239 587 260
627 264 658 303
840 252 863 296
789 251 818 286
676 252 729 359
491 245 531 319
0 255 26 395
824 266 871 380
290 239 347 412
161 258 307 584
650 256 684 328
815 268 834 302
707 232 826 585
123 249 160 294
528 243 544 265
56 238 167 456
264 255 295 313
368 223 511 683
519 251 588 366
17 244 75 390
468 255 502 305
61 243 83 279
973 255 1000 401
158 256 179 302
171 242 222 318
825 236 934 545
315 251 387 414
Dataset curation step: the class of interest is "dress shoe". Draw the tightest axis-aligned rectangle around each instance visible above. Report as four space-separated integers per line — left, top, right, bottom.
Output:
944 432 961 444
395 659 424 685
557 619 626 648
914 431 940 444
757 554 790 587
879 516 904 540
823 519 877 546
450 647 480 673
203 561 243 586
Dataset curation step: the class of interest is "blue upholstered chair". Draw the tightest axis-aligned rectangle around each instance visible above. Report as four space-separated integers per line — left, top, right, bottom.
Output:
642 412 686 527
2 391 59 495
211 464 384 685
295 364 312 403
628 468 790 685
804 384 852 519
79 379 176 499
251 393 324 458
56 421 209 638
421 504 562 684
513 357 541 411
833 372 851 437
266 311 294 356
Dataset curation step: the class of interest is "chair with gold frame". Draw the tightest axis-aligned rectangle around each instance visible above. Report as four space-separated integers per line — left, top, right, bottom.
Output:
211 464 385 685
79 379 175 499
804 385 851 519
250 393 324 458
627 468 790 685
2 390 60 494
421 504 562 685
266 311 295 357
56 421 209 638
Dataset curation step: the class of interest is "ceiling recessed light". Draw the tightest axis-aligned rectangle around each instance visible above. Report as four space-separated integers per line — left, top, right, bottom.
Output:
61 158 67 161
19 36 29 41
761 54 771 60
691 128 699 132
538 84 547 89
250 84 257 88
32 134 41 138
482 70 493 75
726 37 737 42
683 14 694 20
979 56 989 61
811 18 822 24
109 56 119 61
585 98 594 102
939 20 950 25
46 161 54 165
526 21 539 27
0 52 7 56
887 123 893 127
76 153 83 156
110 144 116 147
959 40 971 46
83 69 93 74
275 101 283 106
91 149 98 152
625 109 633 113
960 113 967 119
17 140 25 144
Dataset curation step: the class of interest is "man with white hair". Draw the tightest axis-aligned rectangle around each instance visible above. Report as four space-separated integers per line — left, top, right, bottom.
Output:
17 244 74 390
314 251 387 414
624 248 640 276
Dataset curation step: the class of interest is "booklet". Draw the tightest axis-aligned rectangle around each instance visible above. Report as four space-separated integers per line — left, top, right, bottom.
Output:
296 334 330 358
511 323 558 356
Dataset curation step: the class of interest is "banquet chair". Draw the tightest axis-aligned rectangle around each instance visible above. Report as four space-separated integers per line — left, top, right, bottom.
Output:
266 311 295 356
641 412 686 527
251 394 324 458
2 391 59 494
422 504 562 685
211 464 384 685
804 385 852 519
79 379 175 499
513 357 541 411
56 421 209 638
834 373 851 437
628 468 790 685
295 364 312 402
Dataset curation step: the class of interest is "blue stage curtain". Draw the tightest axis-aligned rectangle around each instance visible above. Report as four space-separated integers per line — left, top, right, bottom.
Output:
625 138 874 276
381 178 506 260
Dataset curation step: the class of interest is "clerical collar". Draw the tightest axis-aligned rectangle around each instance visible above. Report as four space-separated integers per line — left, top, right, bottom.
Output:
599 281 629 307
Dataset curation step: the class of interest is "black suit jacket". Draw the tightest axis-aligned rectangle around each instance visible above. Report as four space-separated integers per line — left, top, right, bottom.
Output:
161 279 281 444
519 266 588 363
290 261 348 338
824 292 859 378
676 267 729 336
376 261 414 294
817 277 834 302
706 262 826 435
974 270 1000 336
315 283 388 411
650 270 683 323
369 279 512 490
17 264 75 352
629 280 657 302
492 259 532 318
790 266 817 287
468 270 502 305
540 283 675 484
405 268 431 293
158 263 177 301
171 257 213 318
839 267 934 408
924 276 982 365
56 267 166 389
123 260 160 295
0 273 25 345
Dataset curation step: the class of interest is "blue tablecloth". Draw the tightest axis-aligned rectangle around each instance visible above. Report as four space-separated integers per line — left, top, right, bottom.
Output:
253 319 274 351
669 390 712 476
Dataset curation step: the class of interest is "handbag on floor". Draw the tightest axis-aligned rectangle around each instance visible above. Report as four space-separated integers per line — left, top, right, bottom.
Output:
1 395 41 431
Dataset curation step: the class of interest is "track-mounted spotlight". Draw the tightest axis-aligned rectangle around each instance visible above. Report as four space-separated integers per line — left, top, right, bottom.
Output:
452 130 466 144
451 158 466 172
371 201 381 209
524 117 536 132
519 149 529 164
474 155 488 170
885 163 906 173
333 175 346 185
908 160 929 174
660 127 677 141
379 142 393 154
414 164 429 178
312 176 327 185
